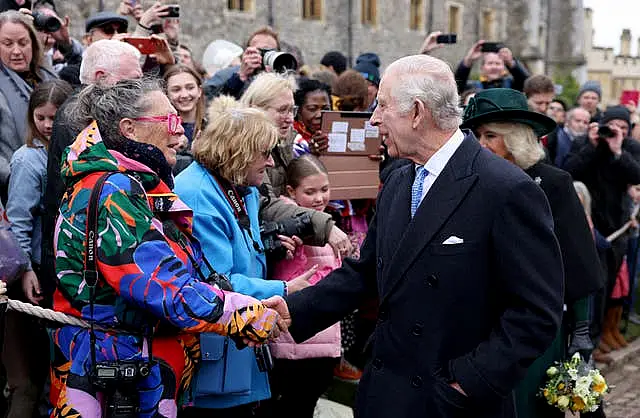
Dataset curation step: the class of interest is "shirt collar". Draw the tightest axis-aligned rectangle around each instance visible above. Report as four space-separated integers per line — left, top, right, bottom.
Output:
418 129 465 176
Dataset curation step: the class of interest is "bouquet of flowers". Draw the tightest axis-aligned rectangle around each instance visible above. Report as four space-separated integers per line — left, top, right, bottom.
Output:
540 353 609 413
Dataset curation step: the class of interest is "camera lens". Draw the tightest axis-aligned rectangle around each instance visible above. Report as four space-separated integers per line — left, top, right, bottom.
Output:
262 50 298 72
597 125 616 139
139 364 150 377
32 12 61 33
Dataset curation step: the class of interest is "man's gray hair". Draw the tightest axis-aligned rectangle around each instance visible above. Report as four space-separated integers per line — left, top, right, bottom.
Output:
79 39 141 85
386 55 462 131
69 77 161 147
566 107 590 122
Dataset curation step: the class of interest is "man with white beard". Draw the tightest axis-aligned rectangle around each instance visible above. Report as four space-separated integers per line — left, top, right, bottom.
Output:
545 107 591 168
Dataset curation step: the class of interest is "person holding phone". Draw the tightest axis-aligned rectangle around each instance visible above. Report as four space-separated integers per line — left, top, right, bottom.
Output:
454 39 530 94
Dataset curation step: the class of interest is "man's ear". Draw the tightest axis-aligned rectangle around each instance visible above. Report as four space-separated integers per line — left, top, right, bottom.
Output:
119 118 136 140
412 99 427 129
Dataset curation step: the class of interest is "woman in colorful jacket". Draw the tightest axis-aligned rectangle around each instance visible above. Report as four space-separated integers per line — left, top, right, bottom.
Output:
174 96 316 416
49 78 280 418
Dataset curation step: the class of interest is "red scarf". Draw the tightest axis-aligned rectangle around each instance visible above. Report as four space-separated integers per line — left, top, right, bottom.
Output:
293 120 313 141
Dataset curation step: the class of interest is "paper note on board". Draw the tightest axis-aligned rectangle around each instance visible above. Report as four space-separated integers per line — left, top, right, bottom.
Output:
364 121 379 138
350 128 365 143
348 142 366 151
332 121 349 133
328 132 348 152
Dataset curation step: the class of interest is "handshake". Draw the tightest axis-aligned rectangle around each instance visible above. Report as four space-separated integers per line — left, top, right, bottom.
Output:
241 295 292 348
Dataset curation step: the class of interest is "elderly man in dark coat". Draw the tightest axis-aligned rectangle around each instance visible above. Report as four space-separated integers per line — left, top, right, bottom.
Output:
265 54 564 418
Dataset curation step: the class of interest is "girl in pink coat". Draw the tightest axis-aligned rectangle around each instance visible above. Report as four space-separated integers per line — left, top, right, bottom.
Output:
267 154 342 417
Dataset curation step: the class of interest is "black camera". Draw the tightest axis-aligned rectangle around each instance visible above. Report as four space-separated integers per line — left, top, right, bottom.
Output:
91 361 151 418
259 48 298 73
260 213 314 259
32 11 61 33
92 360 151 390
166 4 180 18
255 345 274 372
207 271 233 291
598 125 616 139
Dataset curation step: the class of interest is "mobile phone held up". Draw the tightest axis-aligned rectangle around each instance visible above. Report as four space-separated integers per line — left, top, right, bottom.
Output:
166 4 180 18
436 33 457 44
481 42 504 53
123 37 158 55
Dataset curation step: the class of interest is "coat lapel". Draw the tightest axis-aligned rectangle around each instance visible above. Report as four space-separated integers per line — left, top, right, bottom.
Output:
381 135 480 302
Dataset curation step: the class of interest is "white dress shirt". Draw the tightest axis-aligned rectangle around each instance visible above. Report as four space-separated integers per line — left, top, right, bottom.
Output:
415 129 466 205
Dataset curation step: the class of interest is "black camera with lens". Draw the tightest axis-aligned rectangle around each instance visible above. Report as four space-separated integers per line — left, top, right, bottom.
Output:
258 48 298 73
207 271 233 291
32 11 61 33
597 124 616 140
91 361 151 418
260 213 314 259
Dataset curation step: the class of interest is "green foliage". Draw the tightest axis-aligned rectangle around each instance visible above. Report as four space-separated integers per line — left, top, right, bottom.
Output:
554 72 581 108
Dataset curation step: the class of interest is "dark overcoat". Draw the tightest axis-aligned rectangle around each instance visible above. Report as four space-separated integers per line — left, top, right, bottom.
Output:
287 133 565 418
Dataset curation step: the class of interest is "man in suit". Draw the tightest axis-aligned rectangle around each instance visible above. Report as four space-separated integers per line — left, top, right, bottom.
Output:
265 54 564 418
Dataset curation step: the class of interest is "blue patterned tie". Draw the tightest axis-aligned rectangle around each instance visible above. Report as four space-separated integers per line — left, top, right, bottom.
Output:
411 166 428 218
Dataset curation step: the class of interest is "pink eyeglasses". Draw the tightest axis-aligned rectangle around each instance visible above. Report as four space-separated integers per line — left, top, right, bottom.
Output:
134 113 183 135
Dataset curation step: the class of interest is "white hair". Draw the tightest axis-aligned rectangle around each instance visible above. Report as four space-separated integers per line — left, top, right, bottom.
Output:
573 181 592 217
482 122 545 169
385 55 462 131
79 40 141 85
566 107 590 122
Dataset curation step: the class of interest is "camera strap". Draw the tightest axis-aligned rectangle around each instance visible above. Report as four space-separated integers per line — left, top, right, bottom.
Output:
83 173 154 372
209 170 262 253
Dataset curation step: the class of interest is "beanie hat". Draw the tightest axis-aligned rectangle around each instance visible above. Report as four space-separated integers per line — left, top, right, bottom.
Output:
578 80 602 100
601 106 631 127
354 52 381 86
320 51 347 74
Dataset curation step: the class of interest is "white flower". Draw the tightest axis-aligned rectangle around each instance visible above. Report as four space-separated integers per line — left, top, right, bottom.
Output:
568 368 579 381
547 366 559 377
557 396 570 409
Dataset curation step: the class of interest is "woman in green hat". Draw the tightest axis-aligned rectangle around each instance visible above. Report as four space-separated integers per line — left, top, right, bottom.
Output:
461 88 605 418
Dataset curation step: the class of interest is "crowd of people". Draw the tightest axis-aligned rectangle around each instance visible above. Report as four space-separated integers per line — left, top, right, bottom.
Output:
1 1 640 418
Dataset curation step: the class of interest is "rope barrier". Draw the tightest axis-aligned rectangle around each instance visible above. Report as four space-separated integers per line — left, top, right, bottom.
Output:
0 295 95 329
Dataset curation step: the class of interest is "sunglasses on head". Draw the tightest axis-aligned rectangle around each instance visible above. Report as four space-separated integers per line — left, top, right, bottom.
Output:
134 113 183 135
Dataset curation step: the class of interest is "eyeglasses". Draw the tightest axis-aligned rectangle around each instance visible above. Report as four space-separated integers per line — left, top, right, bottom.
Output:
267 105 298 117
92 23 126 36
133 113 183 135
261 146 276 159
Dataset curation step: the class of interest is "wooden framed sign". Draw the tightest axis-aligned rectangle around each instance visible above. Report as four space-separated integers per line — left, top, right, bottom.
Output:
319 111 382 200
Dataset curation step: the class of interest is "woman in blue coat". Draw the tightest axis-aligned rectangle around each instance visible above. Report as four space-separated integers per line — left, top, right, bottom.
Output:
175 96 315 417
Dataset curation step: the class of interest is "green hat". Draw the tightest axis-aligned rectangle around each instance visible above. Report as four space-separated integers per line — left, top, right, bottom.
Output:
461 88 557 137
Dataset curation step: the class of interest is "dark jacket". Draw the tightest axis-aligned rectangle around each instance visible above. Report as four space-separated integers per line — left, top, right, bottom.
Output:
544 126 574 169
454 60 529 94
287 133 564 418
564 137 640 236
525 162 604 303
40 95 79 298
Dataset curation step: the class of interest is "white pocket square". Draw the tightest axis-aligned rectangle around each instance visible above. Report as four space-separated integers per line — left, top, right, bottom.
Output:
442 236 464 245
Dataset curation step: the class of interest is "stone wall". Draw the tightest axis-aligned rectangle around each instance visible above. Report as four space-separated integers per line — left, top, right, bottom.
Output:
56 0 581 74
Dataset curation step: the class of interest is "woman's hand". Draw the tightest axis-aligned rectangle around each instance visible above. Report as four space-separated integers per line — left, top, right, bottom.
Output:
328 226 353 258
149 35 175 65
277 235 302 260
310 130 329 155
286 264 318 294
138 2 169 29
419 31 445 55
22 270 42 305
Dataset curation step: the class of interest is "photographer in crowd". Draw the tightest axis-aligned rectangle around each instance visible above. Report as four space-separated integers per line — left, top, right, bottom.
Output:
455 39 530 94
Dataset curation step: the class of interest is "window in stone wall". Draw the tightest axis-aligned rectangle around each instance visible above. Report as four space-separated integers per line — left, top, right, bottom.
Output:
228 0 251 11
362 0 377 26
448 4 461 34
410 0 423 31
481 9 495 40
303 0 322 20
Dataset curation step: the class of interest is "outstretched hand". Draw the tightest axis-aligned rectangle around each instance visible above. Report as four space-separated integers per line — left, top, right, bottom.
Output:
262 295 292 333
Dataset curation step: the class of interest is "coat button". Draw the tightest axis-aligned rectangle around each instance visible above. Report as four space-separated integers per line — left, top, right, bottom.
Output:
378 308 388 321
372 358 384 370
377 257 383 269
426 274 439 288
410 375 423 388
411 324 423 336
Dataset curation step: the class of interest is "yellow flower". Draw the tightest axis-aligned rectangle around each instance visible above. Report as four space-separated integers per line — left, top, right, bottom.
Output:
557 396 570 409
571 396 586 411
543 389 549 398
557 383 565 391
593 382 607 394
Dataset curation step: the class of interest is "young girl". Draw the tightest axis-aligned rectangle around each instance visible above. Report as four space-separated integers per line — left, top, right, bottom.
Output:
267 154 341 417
5 79 73 418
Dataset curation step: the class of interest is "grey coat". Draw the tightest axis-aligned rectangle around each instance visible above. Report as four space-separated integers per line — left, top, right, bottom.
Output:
0 62 57 187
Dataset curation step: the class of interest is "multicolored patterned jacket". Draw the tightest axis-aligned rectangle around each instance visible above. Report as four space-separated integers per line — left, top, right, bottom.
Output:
49 122 277 418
